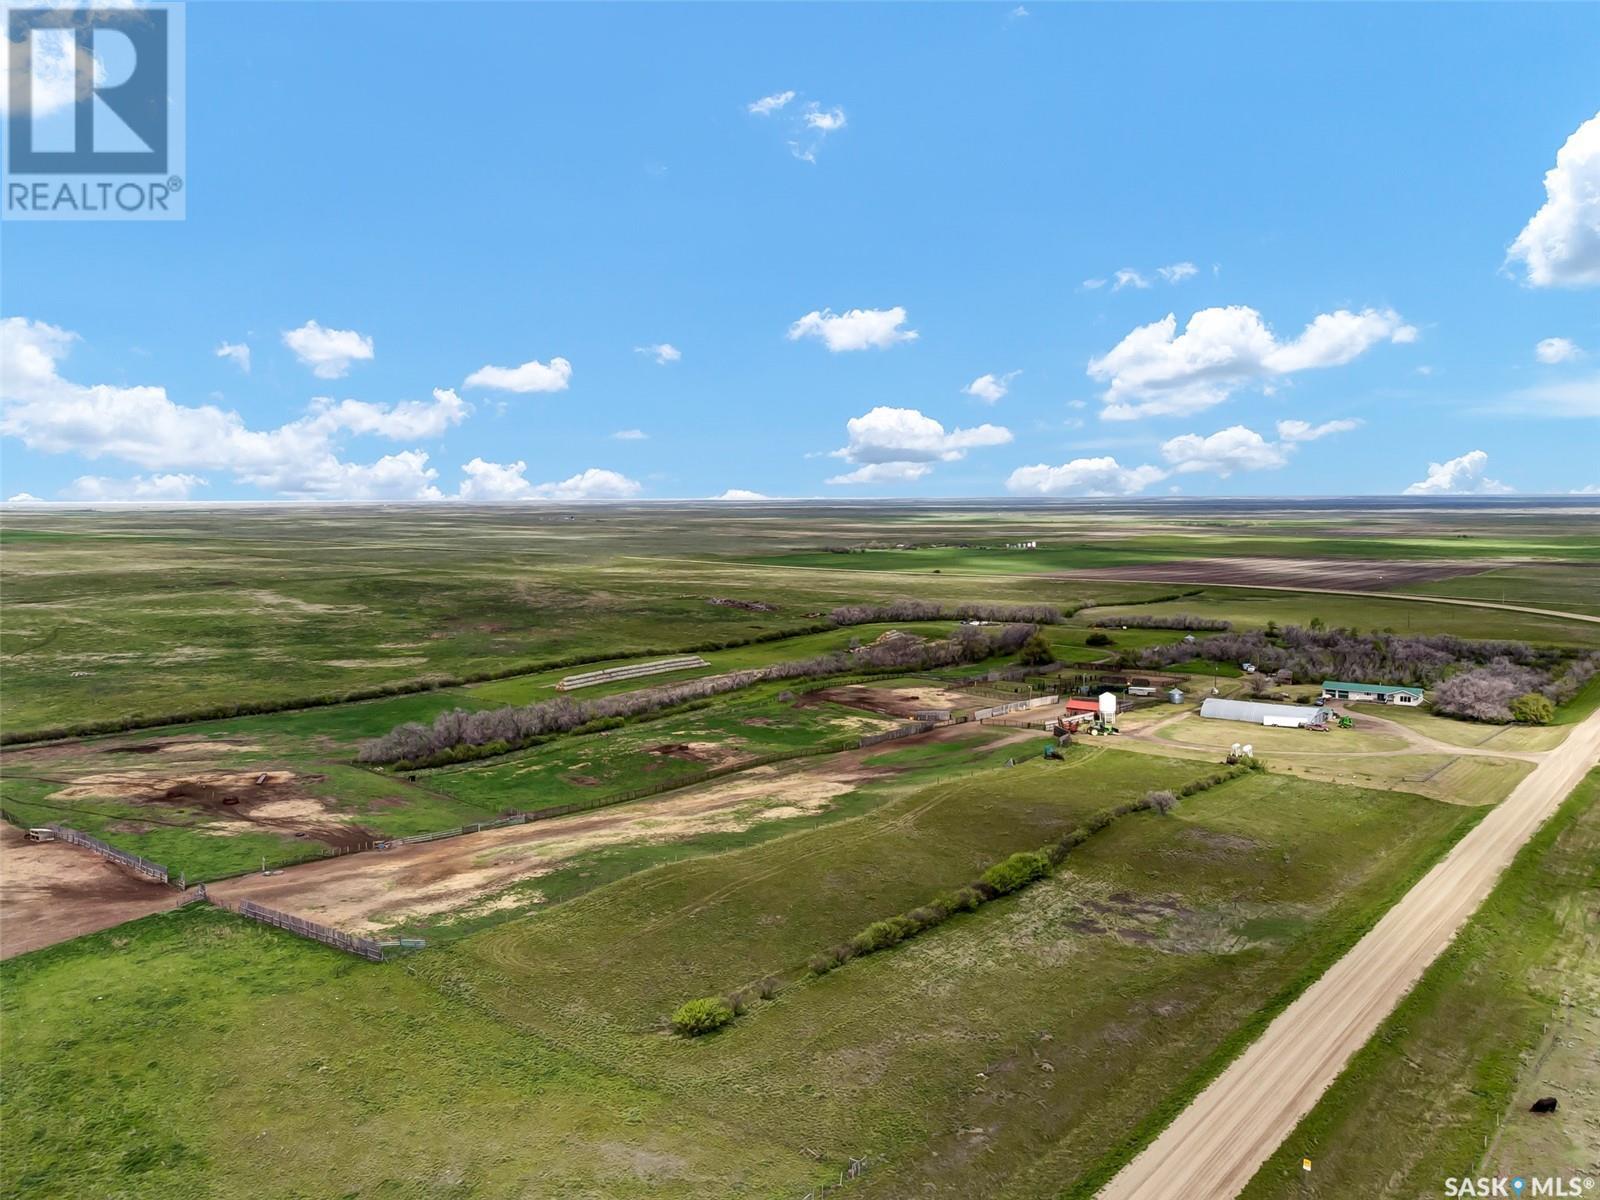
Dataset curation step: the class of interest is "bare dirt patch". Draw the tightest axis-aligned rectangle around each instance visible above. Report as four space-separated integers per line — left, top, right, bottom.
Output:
0 826 174 959
647 740 746 767
50 769 375 850
206 757 897 931
1063 556 1501 591
804 684 975 719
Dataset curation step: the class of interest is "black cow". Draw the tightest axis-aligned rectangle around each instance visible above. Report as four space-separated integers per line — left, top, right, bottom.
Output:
1530 1096 1558 1114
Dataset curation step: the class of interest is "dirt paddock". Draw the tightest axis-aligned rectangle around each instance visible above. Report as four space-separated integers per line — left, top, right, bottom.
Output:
0 826 175 959
1062 556 1500 592
46 768 376 850
803 684 976 719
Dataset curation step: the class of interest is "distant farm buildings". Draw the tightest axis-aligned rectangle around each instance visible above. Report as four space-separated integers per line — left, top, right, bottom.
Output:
1200 697 1330 729
1321 680 1424 706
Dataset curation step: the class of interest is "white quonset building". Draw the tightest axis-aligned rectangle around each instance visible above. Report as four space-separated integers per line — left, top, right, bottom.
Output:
1199 697 1330 729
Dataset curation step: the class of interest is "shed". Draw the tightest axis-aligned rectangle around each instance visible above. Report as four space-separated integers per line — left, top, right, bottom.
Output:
1199 697 1328 729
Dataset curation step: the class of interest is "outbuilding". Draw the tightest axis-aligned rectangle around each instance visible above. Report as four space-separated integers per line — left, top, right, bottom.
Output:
1321 680 1424 706
1200 697 1329 729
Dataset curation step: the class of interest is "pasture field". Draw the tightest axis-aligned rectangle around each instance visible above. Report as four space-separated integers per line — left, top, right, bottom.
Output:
1239 770 1600 1200
423 690 899 814
0 749 1482 1199
7 503 1598 737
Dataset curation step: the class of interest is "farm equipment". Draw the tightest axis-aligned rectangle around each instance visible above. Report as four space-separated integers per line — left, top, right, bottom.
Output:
1338 716 1354 729
1042 742 1062 760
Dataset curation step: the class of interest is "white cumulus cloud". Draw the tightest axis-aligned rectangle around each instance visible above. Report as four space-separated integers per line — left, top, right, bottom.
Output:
963 370 1020 404
1 317 447 500
215 341 251 372
747 90 795 116
61 473 207 502
1507 112 1600 288
1403 450 1513 495
1160 425 1290 476
827 461 934 486
307 389 470 440
1089 304 1416 420
1535 337 1583 364
803 103 846 133
1113 268 1150 291
634 342 681 365
463 355 573 393
834 405 1012 467
1275 417 1363 442
1006 457 1166 497
715 489 769 501
457 460 642 502
1157 262 1198 284
282 320 374 379
787 306 918 352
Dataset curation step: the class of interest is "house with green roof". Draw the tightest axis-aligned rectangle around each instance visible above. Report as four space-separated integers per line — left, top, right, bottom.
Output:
1320 680 1425 706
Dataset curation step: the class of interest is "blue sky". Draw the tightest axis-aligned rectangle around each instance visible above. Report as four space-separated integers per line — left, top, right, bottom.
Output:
3 1 1598 502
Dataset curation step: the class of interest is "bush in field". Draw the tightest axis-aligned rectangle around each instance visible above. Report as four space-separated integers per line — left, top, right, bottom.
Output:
1018 632 1055 665
1144 789 1179 815
1086 631 1115 647
981 851 1051 896
671 997 734 1037
1509 693 1555 725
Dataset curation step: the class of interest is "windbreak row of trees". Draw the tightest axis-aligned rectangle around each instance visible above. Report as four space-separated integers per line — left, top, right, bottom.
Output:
1137 625 1548 687
358 623 1039 765
1432 654 1600 722
827 600 1065 626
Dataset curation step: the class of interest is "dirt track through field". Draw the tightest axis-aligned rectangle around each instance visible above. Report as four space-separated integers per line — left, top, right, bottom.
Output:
1096 704 1600 1200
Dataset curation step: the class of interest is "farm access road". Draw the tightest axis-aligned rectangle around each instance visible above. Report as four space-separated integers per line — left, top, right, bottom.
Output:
1096 702 1600 1200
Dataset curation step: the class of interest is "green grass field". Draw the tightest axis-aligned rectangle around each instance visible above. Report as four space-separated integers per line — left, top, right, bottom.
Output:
1239 770 1600 1199
0 748 1481 1199
5 501 1597 1200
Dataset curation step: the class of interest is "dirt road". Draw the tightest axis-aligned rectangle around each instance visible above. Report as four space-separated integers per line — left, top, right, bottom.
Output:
1097 705 1600 1200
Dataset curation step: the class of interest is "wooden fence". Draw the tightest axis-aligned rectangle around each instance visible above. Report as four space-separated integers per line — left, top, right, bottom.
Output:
228 898 386 962
47 824 170 884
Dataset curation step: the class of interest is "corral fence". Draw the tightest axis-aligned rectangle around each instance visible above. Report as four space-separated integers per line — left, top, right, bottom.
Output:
224 897 386 962
972 694 1059 721
46 824 170 884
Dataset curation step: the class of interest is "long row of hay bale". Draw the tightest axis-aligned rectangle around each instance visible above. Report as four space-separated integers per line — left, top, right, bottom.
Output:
555 655 710 691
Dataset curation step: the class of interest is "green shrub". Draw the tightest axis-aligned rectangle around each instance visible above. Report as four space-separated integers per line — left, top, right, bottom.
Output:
1018 633 1056 666
670 997 734 1037
981 851 1051 896
1509 693 1554 725
1086 631 1115 647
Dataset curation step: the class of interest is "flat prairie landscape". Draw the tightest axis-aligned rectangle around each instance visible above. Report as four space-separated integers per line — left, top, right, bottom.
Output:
2 500 1598 1199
